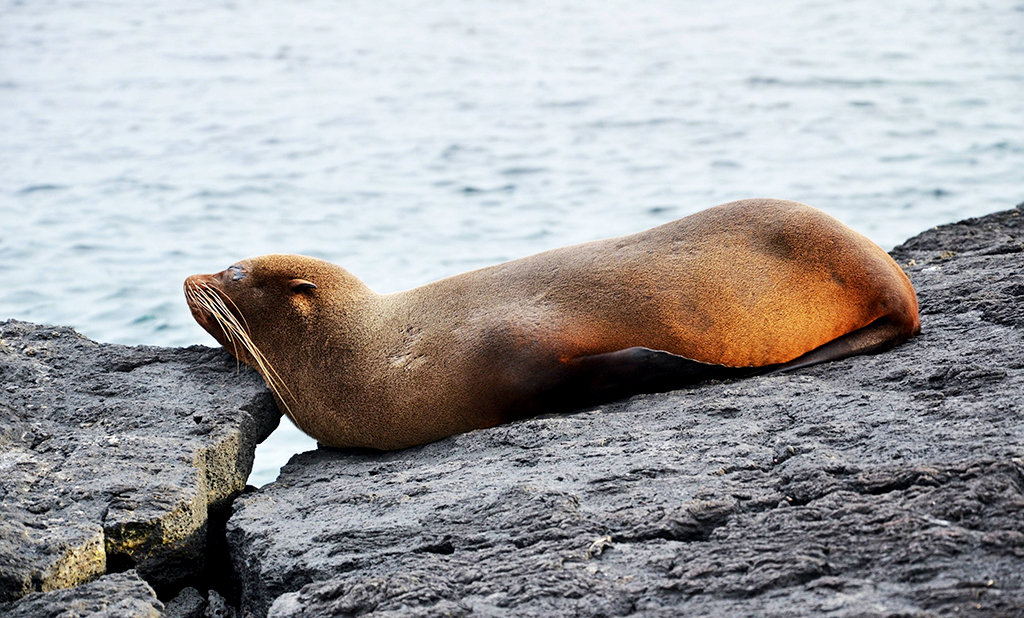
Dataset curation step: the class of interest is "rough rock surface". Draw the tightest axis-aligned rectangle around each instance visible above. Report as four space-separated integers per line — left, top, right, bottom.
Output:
227 204 1024 617
0 321 279 602
0 570 163 618
163 587 206 618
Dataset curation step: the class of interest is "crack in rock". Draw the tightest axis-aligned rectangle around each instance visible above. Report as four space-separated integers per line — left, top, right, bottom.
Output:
0 321 280 606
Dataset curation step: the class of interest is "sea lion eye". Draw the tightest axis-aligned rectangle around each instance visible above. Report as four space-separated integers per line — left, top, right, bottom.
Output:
228 265 246 281
289 279 317 292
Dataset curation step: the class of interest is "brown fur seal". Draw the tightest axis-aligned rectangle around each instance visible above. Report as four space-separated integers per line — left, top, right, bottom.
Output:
185 198 919 450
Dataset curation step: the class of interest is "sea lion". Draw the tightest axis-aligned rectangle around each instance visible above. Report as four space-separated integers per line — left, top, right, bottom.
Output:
185 198 919 450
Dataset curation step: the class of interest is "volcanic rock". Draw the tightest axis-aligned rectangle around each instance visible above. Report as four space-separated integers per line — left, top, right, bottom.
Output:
0 570 162 618
0 321 279 602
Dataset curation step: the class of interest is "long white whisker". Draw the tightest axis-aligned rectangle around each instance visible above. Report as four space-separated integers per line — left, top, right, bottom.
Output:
188 283 299 421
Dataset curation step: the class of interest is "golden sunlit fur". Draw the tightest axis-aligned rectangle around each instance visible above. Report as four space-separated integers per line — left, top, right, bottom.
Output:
185 199 920 450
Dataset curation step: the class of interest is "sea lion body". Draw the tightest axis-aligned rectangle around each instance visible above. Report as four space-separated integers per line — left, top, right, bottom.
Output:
185 199 919 450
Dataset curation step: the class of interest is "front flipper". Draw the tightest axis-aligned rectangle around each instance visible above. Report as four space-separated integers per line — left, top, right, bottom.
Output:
537 347 758 413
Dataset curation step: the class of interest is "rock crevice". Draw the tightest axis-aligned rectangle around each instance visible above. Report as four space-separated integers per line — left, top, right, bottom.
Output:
0 324 279 609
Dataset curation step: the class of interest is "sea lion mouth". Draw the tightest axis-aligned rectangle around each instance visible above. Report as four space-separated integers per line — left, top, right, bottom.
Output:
183 273 298 421
183 275 216 329
183 275 246 348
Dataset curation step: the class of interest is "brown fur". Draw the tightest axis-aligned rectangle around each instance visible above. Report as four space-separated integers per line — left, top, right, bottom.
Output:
185 198 920 449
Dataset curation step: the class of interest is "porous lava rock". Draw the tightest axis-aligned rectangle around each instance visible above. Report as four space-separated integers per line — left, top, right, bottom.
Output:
0 570 162 618
0 320 280 603
227 204 1024 617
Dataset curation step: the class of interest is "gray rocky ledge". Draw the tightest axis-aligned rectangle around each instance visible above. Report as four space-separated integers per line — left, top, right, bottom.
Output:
230 204 1024 617
0 571 163 618
1 204 1022 616
0 321 279 608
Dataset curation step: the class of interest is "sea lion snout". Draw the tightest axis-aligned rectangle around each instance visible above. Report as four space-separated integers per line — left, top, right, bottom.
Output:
183 272 243 346
183 273 214 289
183 274 217 330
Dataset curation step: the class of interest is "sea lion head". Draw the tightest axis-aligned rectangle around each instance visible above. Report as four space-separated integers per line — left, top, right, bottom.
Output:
184 254 371 416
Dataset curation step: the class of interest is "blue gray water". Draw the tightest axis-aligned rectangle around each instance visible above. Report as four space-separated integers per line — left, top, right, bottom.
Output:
2 0 1022 485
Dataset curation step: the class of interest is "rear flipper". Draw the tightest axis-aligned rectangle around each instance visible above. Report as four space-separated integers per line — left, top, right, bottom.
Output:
762 315 914 375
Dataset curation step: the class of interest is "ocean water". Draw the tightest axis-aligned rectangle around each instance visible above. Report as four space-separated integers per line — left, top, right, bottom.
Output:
2 0 1022 486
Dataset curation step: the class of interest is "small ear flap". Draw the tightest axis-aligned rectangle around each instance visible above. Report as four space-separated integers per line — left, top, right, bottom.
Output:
289 279 317 292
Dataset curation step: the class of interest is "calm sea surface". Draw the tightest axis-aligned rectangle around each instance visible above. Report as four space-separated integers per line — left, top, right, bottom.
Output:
2 0 1022 485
